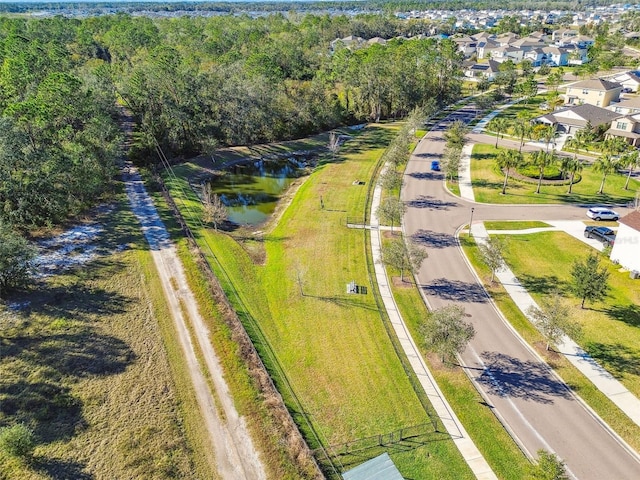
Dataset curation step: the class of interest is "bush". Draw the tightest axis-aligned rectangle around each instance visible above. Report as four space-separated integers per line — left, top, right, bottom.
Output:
0 424 36 459
517 164 562 180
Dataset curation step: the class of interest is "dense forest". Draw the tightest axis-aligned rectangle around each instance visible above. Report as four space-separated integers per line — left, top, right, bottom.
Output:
0 12 464 234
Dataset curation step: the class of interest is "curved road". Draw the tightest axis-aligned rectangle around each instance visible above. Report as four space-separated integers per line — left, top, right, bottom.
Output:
401 104 640 479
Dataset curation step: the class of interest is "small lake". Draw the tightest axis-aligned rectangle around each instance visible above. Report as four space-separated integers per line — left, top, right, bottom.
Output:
208 156 311 226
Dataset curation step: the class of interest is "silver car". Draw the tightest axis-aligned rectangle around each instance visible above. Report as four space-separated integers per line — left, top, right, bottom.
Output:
586 207 619 221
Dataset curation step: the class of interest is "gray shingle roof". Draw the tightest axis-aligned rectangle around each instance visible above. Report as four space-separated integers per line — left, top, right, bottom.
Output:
569 78 622 91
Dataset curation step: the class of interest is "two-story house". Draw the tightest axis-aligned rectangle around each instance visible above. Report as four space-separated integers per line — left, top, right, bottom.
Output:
609 71 640 93
534 103 622 135
608 96 640 115
563 78 622 107
605 113 640 146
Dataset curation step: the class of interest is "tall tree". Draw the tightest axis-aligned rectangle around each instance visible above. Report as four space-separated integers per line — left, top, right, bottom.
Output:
529 149 558 194
201 183 228 230
512 118 532 153
496 148 523 194
563 157 583 194
443 120 468 149
527 294 581 351
620 149 640 190
490 117 510 148
593 154 620 195
420 305 475 363
571 253 610 309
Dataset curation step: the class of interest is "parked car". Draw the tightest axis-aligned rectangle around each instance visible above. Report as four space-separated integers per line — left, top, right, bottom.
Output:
584 226 616 246
431 160 440 171
586 207 619 221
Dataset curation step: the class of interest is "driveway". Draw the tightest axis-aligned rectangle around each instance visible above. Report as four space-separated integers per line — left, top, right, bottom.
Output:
401 104 640 479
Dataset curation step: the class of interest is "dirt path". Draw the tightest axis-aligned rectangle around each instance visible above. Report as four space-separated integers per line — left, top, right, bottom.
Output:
122 164 266 479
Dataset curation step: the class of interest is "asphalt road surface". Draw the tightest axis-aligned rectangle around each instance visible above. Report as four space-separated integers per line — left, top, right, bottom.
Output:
401 105 640 479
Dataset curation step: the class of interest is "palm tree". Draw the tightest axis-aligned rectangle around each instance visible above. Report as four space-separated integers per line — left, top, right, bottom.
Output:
512 119 532 153
564 157 583 194
535 124 556 153
593 154 621 194
529 149 558 194
621 149 640 190
491 117 510 148
496 148 523 194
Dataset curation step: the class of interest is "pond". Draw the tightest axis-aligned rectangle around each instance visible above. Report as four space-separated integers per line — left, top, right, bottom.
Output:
208 156 312 226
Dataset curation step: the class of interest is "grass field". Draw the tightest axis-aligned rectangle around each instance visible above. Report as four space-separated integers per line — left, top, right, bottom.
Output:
460 232 640 452
0 202 205 480
164 124 476 478
483 221 551 230
471 143 640 204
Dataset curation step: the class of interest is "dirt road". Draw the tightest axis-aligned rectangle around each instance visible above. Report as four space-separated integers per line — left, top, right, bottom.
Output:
124 165 266 480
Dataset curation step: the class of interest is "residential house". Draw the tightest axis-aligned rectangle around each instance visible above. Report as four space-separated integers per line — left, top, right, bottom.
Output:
525 48 547 67
511 36 546 52
534 103 622 135
564 78 622 107
610 210 640 273
609 71 640 93
330 35 365 51
463 59 501 81
552 28 579 42
452 35 478 58
608 96 640 115
477 39 500 59
496 32 519 46
542 46 570 66
490 45 524 63
604 112 640 146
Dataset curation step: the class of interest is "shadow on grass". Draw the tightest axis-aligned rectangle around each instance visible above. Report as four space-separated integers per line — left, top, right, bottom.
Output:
604 303 640 328
474 351 574 404
302 294 379 312
36 458 94 480
585 342 640 379
515 274 568 296
405 195 459 210
411 229 457 249
421 278 488 303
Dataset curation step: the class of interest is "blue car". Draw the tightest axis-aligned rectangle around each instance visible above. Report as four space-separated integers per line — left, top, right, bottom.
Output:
431 160 440 171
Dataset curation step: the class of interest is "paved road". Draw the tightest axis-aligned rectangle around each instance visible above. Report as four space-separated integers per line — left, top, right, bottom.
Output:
401 105 640 479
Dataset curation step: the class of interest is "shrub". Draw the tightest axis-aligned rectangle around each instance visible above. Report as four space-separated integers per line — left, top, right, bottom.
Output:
517 164 562 180
0 424 36 460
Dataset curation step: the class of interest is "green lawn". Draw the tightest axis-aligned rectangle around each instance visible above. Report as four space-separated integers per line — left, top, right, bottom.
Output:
494 231 640 397
483 221 551 230
165 125 474 479
471 143 640 204
460 233 640 452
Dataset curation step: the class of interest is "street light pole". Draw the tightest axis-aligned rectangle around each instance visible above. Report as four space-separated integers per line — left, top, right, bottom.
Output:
469 207 475 237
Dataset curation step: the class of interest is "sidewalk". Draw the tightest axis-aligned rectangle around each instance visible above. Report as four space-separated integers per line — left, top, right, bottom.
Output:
371 165 498 480
472 222 640 429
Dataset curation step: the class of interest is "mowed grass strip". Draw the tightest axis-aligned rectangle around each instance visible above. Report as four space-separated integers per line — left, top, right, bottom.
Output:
471 143 640 204
460 233 640 452
483 221 551 230
381 233 530 480
171 124 469 478
0 201 203 480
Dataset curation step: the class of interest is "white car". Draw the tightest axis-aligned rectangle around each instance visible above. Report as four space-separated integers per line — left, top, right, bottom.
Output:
586 207 620 221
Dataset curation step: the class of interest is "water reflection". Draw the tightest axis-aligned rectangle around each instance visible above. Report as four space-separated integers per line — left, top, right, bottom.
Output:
209 157 309 226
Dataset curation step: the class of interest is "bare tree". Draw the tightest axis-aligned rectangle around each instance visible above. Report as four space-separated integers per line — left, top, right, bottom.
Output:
202 183 228 230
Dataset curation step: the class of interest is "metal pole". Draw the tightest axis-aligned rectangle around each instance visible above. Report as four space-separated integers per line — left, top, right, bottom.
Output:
468 207 475 237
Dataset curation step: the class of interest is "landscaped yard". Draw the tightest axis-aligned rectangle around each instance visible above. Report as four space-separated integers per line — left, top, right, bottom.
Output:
164 124 474 479
471 143 640 204
460 231 640 452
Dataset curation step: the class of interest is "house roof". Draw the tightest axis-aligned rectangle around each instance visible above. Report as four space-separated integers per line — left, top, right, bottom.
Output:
569 78 622 91
619 210 640 231
604 128 640 139
610 96 640 109
342 453 403 480
538 104 622 128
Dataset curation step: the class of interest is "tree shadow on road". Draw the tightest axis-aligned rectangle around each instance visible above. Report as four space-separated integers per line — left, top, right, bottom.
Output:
407 171 441 180
411 229 457 249
405 195 459 210
474 351 574 404
421 278 488 303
